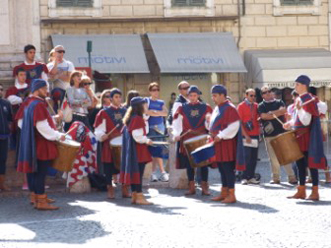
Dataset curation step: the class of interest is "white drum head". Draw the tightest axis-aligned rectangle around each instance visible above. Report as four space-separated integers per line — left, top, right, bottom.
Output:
184 134 208 144
60 139 81 147
110 136 122 146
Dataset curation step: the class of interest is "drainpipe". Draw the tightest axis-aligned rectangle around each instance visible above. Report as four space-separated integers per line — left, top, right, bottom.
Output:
236 0 242 48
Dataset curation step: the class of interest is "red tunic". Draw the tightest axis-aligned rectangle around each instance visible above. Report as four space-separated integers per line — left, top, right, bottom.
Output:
94 108 123 163
128 116 152 163
174 102 213 155
237 100 260 136
210 102 240 163
32 99 58 161
13 62 48 85
294 93 319 153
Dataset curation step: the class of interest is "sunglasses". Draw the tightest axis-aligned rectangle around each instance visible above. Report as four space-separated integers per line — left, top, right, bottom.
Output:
57 50 65 54
104 95 111 98
0 89 3 91
180 87 189 90
249 95 256 97
151 88 160 92
261 90 271 95
84 83 92 86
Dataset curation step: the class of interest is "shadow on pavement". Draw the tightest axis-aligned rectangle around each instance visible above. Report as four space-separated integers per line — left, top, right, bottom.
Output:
209 201 279 213
259 183 296 190
296 200 331 206
0 198 110 244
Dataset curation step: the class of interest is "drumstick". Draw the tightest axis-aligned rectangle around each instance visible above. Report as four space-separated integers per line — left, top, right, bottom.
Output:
272 114 285 126
45 98 56 116
64 125 78 136
152 141 169 145
106 124 120 137
294 98 316 110
179 129 192 139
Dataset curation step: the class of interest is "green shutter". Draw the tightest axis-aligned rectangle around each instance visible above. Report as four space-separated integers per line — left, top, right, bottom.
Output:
172 0 205 6
190 0 205 6
281 0 313 5
56 0 93 7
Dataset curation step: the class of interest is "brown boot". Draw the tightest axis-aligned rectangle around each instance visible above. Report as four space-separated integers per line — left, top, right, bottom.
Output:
201 181 211 196
211 187 228 201
221 189 236 203
35 194 59 210
122 184 131 198
30 193 55 206
185 181 196 196
0 175 11 191
131 192 137 204
135 193 153 205
107 185 115 199
287 185 306 199
307 186 319 201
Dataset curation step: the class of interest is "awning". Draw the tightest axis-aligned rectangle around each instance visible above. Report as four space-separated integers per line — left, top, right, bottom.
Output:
147 32 247 73
244 49 331 89
51 34 149 73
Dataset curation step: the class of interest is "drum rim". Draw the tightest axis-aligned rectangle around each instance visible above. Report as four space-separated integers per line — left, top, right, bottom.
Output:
184 134 208 144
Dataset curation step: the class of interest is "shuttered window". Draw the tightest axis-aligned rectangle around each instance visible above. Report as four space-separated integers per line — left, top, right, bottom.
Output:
56 0 93 7
172 0 206 7
281 0 313 5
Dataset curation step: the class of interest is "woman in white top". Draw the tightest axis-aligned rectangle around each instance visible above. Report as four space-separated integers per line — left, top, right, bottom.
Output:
65 71 92 131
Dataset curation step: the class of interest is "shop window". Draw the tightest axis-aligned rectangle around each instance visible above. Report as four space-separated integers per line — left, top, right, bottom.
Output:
172 0 206 7
273 0 321 16
56 0 93 7
49 0 102 17
164 0 214 17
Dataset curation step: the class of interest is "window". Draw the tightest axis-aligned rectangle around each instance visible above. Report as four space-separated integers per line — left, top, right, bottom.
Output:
172 0 206 7
49 0 102 17
273 0 321 16
164 0 214 17
280 0 313 5
56 0 93 7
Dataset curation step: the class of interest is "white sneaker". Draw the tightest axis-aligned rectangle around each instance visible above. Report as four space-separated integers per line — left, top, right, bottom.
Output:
248 178 260 184
159 172 169 182
241 179 248 185
150 173 158 182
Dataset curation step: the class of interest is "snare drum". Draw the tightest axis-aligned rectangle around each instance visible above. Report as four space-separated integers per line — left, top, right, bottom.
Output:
52 139 81 172
110 136 122 170
183 134 210 168
191 142 215 164
270 131 304 165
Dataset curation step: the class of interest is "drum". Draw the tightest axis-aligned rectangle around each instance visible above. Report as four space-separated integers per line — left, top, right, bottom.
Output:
52 139 81 172
183 134 210 168
270 131 304 166
191 143 215 164
110 136 122 170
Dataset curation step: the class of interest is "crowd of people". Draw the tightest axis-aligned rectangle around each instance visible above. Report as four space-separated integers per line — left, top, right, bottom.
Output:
0 44 329 210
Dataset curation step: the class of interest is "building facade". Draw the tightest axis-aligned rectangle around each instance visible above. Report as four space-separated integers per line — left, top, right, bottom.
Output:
0 0 330 105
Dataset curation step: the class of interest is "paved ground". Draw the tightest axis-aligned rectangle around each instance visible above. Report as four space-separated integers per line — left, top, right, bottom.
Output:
1 145 331 248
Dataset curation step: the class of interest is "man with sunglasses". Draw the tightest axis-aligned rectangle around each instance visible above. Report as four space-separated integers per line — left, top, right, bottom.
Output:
237 88 260 185
13 44 49 85
258 86 297 185
170 81 190 121
0 84 13 191
47 45 75 90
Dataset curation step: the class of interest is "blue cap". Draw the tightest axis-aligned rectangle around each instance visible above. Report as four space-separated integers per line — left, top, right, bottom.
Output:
188 85 202 95
211 85 227 95
130 96 146 106
295 75 310 87
110 88 122 98
30 79 47 93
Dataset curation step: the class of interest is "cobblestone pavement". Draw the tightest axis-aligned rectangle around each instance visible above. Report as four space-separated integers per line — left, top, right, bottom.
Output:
1 145 331 248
